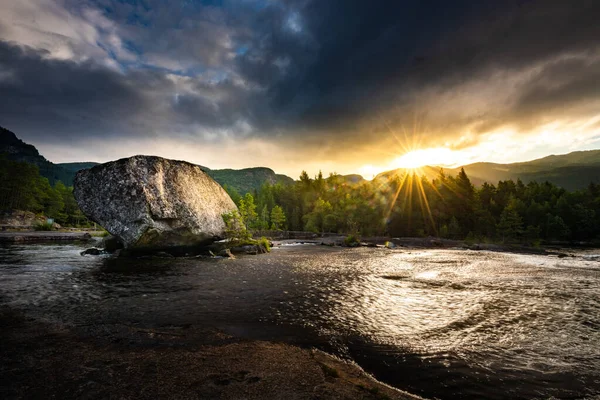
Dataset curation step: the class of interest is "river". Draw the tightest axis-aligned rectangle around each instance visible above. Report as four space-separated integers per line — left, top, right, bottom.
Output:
1 243 599 399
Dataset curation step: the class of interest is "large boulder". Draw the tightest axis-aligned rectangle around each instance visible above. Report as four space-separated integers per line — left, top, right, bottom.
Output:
74 155 238 250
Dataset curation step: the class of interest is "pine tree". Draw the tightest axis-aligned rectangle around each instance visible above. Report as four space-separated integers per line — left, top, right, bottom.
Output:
270 205 287 230
238 193 258 230
497 205 523 242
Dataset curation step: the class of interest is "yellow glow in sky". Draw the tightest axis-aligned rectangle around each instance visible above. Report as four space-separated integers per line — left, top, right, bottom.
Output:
391 147 462 169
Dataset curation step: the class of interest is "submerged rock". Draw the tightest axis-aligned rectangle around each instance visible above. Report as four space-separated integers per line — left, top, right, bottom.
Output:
102 235 124 252
81 247 102 256
74 155 238 250
229 244 268 255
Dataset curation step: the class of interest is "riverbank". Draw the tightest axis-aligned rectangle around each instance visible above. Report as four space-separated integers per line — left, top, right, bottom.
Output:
0 307 422 400
272 235 585 257
0 231 92 243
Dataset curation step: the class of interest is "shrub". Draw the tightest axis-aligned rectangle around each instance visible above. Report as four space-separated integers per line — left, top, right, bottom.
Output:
344 234 360 247
464 231 477 245
222 211 251 244
257 236 271 252
34 222 54 231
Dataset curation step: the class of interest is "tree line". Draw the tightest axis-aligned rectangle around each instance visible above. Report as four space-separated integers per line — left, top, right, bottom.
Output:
3 152 600 244
0 156 89 226
225 168 600 244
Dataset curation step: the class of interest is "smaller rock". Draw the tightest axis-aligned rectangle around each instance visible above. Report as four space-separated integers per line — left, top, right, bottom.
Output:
230 245 263 255
217 249 236 259
102 236 124 252
81 247 102 256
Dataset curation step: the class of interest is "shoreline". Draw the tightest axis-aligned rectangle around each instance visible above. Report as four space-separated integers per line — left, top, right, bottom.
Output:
0 307 423 400
0 231 92 243
272 235 594 258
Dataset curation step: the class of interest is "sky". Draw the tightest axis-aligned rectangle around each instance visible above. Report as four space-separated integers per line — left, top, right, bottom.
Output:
0 0 599 179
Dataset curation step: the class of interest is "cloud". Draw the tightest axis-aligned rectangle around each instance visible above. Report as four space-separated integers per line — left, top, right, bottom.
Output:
0 0 599 175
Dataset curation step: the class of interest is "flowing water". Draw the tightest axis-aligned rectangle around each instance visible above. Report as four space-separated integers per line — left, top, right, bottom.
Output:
1 243 599 399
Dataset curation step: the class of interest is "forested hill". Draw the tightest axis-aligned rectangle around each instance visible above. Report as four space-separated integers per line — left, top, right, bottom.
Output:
0 126 77 185
201 167 294 195
57 162 100 177
375 150 600 191
5 123 599 192
0 126 295 193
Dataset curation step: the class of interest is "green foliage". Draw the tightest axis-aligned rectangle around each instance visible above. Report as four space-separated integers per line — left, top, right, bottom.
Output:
5 124 600 244
34 222 54 231
344 234 360 247
0 155 91 227
464 231 477 245
304 198 334 233
239 193 258 230
207 167 294 195
246 166 600 244
497 199 524 242
270 205 286 230
222 184 242 205
257 237 271 252
222 210 251 242
259 204 270 230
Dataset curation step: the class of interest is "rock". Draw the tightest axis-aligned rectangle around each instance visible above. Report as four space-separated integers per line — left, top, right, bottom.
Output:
74 156 238 250
0 210 47 227
102 235 124 252
217 248 236 259
360 242 377 248
229 244 268 255
81 247 102 256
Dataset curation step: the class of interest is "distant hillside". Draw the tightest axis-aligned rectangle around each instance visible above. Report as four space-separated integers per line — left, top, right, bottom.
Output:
202 167 294 194
56 162 100 184
338 174 365 184
0 126 75 185
375 150 600 191
0 126 295 192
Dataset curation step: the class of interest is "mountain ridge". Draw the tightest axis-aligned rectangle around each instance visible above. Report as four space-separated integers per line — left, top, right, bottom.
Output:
0 126 295 193
3 125 600 192
375 149 600 190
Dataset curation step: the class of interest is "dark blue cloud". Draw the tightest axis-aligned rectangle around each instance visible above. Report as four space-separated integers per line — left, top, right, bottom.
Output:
1 0 599 151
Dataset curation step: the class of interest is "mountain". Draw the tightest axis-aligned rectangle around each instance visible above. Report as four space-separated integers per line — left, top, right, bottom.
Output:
57 162 100 176
0 126 77 185
338 174 365 184
201 166 294 194
7 123 598 192
0 126 294 193
375 150 600 191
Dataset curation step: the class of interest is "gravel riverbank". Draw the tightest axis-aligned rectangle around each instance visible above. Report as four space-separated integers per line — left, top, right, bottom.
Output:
0 307 422 400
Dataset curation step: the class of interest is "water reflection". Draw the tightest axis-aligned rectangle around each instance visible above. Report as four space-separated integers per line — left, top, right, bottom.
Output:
1 244 599 399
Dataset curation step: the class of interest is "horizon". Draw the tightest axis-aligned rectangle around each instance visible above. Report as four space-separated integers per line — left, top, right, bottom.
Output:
6 124 600 182
1 1 600 178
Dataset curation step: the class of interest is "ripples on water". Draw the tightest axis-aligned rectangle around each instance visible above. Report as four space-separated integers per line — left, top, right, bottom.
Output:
1 243 599 399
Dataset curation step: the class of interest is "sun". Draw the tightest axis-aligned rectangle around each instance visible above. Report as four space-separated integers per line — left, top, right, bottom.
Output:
391 147 461 170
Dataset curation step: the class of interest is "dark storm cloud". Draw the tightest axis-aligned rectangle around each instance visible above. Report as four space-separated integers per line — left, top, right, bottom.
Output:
0 39 259 143
1 0 599 153
246 0 600 140
0 40 147 140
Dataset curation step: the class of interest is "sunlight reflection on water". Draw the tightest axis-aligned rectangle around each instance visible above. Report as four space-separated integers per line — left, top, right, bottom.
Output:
1 244 599 399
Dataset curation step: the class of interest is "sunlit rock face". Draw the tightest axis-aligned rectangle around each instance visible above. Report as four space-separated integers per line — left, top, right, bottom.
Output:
74 155 237 249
